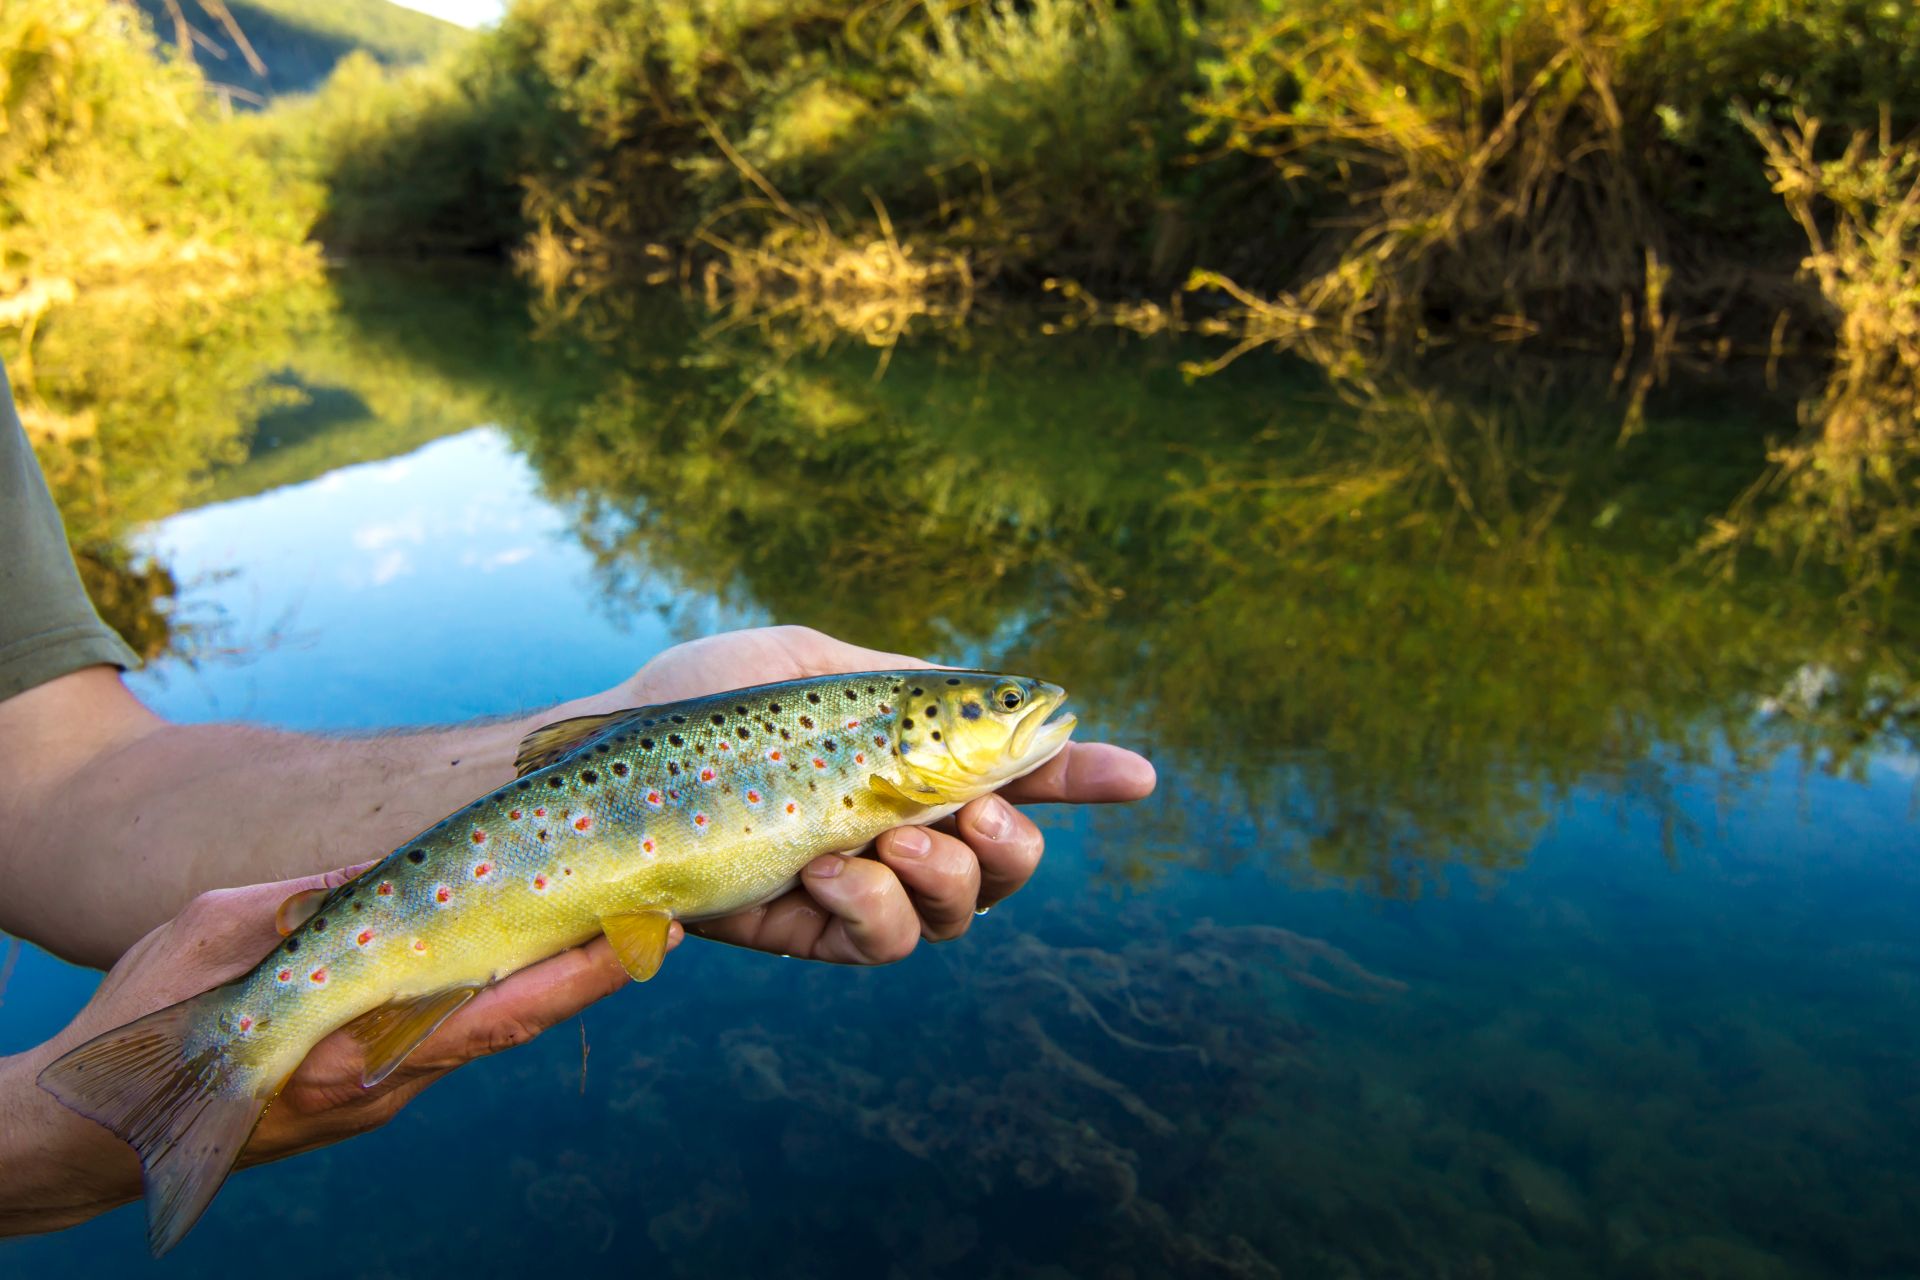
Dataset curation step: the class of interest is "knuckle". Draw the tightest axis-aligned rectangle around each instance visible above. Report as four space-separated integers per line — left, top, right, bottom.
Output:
873 931 918 964
479 1018 540 1056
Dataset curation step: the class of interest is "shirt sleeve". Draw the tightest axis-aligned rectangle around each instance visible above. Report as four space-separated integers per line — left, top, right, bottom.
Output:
0 357 140 701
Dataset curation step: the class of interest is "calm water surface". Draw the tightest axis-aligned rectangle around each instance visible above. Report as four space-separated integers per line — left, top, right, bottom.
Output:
3 269 1917 1279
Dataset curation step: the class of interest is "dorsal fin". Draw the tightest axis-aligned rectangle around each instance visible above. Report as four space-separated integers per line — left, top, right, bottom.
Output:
514 709 647 776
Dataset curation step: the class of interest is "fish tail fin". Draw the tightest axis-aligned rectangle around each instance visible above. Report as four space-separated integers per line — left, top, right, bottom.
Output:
37 994 270 1257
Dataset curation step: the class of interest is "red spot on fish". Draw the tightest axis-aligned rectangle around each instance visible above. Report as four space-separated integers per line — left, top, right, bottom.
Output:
873 734 887 748
276 967 293 983
746 789 761 804
573 814 593 832
356 928 375 946
785 801 798 815
855 752 866 765
699 767 716 784
309 967 329 985
845 718 861 729
238 1016 254 1033
812 757 827 769
471 829 488 845
412 938 428 953
376 881 393 896
645 790 664 808
641 837 656 854
693 812 709 828
533 874 549 891
474 861 493 878
509 809 523 821
534 807 547 818
435 885 452 903
717 741 730 752
767 749 782 762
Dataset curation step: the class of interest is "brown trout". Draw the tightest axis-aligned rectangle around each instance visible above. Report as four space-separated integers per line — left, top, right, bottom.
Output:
39 669 1075 1255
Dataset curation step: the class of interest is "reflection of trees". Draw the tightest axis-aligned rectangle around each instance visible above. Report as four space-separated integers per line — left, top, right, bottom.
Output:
20 268 1915 892
396 296 1915 892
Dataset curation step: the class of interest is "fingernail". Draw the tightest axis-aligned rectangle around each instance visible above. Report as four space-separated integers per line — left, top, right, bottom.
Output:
975 796 1013 839
806 854 844 879
889 827 931 858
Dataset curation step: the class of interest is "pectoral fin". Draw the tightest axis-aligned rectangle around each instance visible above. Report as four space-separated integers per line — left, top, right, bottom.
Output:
869 773 957 807
346 987 481 1087
602 910 673 982
514 709 648 776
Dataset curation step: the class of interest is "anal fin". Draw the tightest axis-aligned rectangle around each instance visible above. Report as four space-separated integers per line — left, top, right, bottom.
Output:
346 987 480 1087
602 910 673 982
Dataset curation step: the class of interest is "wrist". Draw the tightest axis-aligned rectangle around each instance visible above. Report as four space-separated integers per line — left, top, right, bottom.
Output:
0 1042 142 1238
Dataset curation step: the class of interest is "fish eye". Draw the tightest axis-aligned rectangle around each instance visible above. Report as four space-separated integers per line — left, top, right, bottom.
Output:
997 685 1025 711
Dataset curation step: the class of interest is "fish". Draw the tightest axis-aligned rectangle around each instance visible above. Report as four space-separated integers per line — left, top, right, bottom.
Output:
38 669 1076 1256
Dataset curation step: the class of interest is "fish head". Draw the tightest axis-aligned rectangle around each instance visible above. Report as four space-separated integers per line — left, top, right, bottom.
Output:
892 673 1076 802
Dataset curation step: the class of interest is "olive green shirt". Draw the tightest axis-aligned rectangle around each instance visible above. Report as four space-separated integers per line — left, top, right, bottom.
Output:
0 359 138 700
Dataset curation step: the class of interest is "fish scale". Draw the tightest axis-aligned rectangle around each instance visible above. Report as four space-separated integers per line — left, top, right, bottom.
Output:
38 668 1076 1257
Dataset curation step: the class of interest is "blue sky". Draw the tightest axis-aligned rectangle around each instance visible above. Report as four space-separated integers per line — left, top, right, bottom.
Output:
391 0 505 26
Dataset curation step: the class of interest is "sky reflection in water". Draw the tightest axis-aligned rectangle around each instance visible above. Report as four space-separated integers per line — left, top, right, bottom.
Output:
3 276 1918 1279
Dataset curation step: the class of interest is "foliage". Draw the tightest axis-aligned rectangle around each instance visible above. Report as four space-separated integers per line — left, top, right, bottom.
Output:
0 0 316 297
1184 0 1920 334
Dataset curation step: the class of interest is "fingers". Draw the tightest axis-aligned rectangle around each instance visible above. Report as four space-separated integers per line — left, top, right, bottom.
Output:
874 825 981 941
174 859 383 972
951 795 1047 910
999 742 1156 806
690 855 922 964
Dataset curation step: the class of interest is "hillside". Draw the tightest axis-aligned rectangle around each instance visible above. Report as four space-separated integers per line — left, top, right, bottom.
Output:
129 0 467 102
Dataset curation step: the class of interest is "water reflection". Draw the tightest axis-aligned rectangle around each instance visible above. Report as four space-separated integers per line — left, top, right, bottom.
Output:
5 267 1919 1277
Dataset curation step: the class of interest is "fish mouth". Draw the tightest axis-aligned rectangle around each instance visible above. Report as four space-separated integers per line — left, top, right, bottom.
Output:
1009 684 1075 761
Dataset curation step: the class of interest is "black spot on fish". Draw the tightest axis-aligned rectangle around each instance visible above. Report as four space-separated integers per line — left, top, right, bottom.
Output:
926 705 938 717
808 692 821 704
780 729 792 740
962 702 983 721
808 781 817 792
737 726 750 739
596 744 611 755
843 795 854 808
311 917 327 932
613 762 629 777
799 715 814 729
408 849 427 864
712 714 726 726
518 780 533 791
931 730 942 741
911 687 924 697
671 715 686 725
902 718 915 730
641 738 654 750
669 734 684 747
668 762 681 776
285 938 300 953
844 688 857 700
581 769 598 785
538 830 549 842
549 776 565 788
736 705 749 716
769 703 781 714
865 686 875 695
824 739 837 751
947 677 962 685
879 703 892 714
352 901 363 912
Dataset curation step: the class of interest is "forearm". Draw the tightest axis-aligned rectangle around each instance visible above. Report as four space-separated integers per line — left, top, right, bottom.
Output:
0 1044 140 1236
0 669 609 967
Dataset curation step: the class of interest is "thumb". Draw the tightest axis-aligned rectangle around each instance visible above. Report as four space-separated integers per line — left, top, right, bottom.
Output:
176 859 381 972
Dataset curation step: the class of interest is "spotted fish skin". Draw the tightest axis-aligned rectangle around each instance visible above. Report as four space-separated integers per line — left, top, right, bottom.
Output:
38 669 1076 1256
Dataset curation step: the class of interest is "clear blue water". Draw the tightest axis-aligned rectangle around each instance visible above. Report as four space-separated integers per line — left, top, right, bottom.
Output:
4 272 1918 1278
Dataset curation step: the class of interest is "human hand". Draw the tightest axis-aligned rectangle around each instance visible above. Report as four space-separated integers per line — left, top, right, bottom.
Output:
13 861 660 1194
597 625 1157 965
